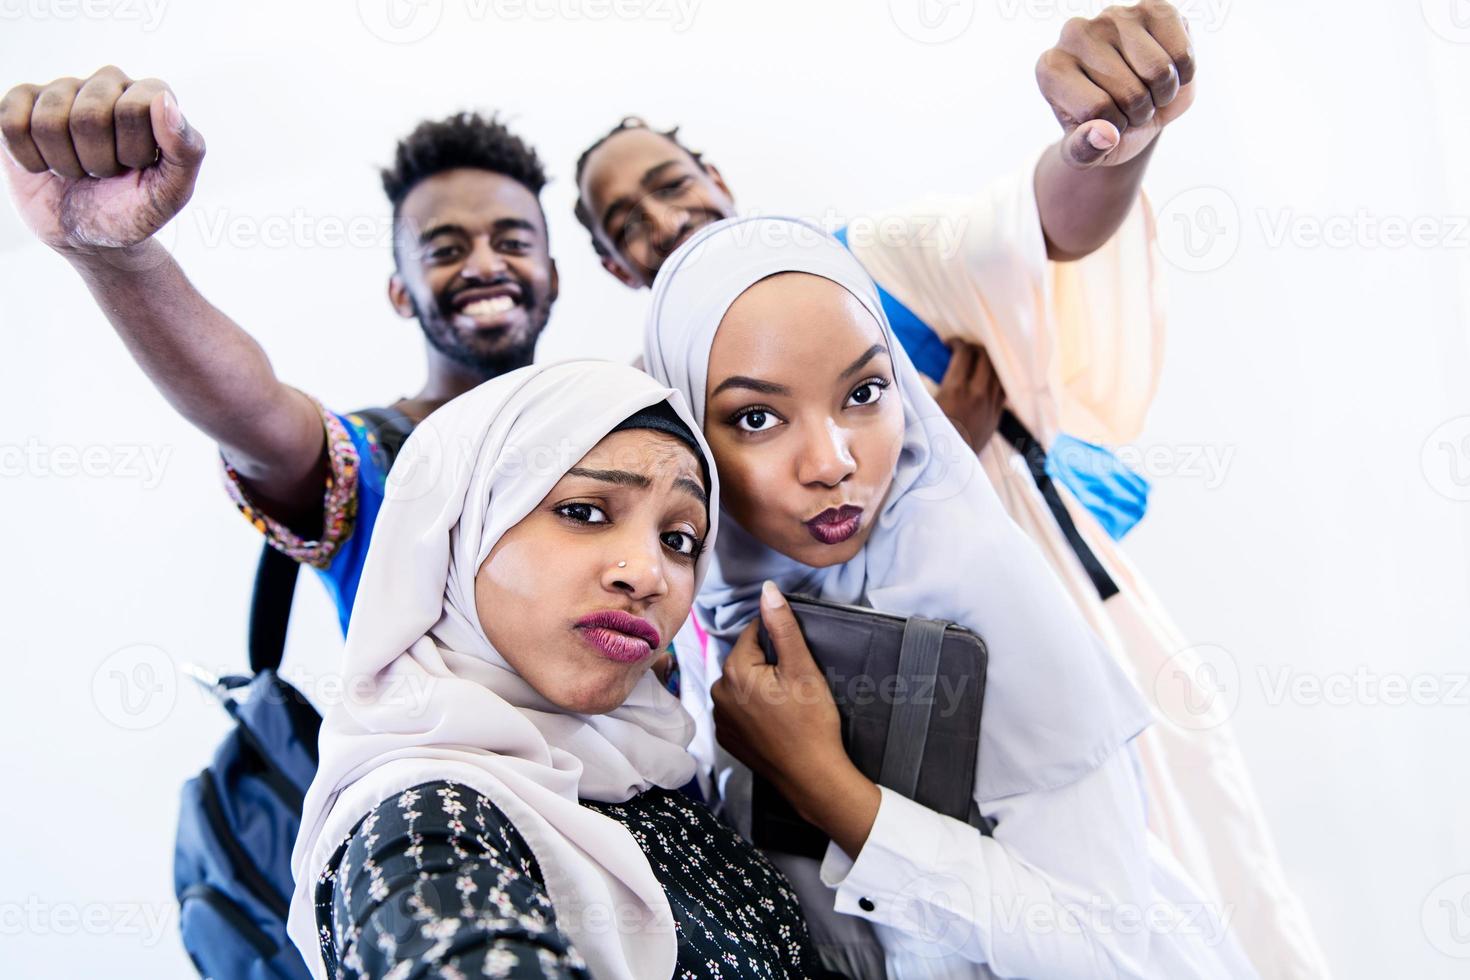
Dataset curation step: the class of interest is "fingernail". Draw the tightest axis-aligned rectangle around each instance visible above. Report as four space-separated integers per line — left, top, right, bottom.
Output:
162 91 185 133
761 580 786 609
1086 125 1117 151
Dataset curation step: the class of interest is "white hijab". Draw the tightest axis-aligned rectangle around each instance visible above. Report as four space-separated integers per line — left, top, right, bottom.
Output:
287 360 719 980
644 216 1151 802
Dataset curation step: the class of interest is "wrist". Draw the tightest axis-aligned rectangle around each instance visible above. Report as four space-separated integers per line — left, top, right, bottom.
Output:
783 753 867 821
793 759 882 858
63 237 170 278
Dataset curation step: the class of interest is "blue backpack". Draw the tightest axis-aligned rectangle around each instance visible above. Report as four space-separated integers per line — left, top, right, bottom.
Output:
173 407 414 978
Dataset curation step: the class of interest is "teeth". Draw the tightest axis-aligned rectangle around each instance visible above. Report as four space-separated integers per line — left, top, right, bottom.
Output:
461 295 516 317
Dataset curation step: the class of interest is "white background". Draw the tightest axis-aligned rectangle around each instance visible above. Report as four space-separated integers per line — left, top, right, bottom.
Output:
3 1 1469 977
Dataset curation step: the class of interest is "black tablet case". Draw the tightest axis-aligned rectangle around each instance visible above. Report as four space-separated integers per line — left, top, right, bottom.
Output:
752 594 991 858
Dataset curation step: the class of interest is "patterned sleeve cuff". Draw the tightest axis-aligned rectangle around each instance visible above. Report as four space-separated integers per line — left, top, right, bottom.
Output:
220 394 360 569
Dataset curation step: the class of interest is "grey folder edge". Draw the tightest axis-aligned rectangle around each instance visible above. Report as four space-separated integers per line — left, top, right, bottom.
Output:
752 594 992 860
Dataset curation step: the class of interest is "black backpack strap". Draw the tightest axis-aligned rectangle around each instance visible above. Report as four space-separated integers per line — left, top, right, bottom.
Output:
248 545 301 675
998 410 1120 602
245 404 417 675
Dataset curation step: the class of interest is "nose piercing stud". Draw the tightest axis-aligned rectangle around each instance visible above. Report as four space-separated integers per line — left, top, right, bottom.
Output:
617 561 628 568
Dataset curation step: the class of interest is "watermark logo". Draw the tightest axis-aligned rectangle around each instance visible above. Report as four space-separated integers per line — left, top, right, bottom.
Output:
994 0 1231 33
1157 186 1241 273
193 207 393 251
1422 416 1470 502
0 897 175 945
1152 643 1240 731
1257 209 1470 251
889 872 976 958
357 0 444 43
0 0 168 31
477 0 699 31
1258 665 1470 709
889 0 975 44
1423 873 1470 957
382 420 447 503
0 438 173 488
893 411 980 507
1084 441 1236 490
357 0 698 42
92 643 177 730
1422 0 1470 44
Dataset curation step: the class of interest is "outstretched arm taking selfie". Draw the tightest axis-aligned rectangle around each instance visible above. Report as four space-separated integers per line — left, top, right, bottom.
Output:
0 66 330 533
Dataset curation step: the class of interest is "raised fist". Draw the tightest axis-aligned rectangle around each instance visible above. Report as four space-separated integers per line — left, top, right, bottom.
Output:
1037 1 1196 169
0 65 205 254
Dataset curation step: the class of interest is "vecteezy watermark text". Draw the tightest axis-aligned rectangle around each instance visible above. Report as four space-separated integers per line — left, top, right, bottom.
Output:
1 439 172 489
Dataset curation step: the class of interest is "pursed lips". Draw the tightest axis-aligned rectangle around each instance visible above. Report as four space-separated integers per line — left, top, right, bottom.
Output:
804 504 864 546
573 610 662 664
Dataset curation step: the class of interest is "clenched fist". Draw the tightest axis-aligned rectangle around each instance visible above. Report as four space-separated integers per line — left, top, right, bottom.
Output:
0 65 204 254
1037 0 1196 169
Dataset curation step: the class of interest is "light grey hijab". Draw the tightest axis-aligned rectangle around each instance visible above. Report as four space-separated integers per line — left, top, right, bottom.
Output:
644 216 1151 801
289 361 718 980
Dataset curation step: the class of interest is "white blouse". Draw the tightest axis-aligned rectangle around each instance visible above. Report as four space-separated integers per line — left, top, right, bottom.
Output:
811 744 1259 978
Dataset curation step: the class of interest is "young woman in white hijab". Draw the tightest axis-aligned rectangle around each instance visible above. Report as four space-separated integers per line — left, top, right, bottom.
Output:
644 217 1260 980
286 360 829 980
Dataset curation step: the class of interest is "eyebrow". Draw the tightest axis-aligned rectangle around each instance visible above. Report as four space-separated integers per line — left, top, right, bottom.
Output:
709 375 792 398
708 346 887 399
838 343 889 381
600 159 683 232
567 466 650 488
417 217 538 245
567 466 709 510
673 475 709 510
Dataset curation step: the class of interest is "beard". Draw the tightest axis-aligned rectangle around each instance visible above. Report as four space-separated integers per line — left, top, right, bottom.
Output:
413 287 548 378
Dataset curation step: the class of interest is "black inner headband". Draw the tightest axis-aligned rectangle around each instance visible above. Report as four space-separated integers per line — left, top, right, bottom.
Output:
609 401 710 493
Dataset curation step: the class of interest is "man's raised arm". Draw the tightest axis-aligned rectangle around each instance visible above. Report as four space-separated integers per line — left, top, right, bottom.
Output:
1 66 329 532
1032 0 1196 261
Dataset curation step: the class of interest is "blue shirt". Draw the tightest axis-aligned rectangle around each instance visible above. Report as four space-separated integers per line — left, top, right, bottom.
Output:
312 411 392 634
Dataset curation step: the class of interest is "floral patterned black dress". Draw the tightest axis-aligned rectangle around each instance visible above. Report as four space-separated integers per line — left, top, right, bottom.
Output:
313 781 831 979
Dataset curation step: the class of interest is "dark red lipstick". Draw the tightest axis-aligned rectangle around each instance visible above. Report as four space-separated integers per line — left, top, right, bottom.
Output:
804 505 864 545
574 610 661 664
